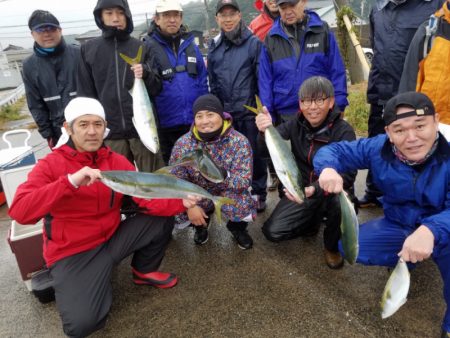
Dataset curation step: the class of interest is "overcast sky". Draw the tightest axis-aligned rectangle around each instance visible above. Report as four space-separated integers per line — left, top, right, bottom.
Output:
0 0 193 49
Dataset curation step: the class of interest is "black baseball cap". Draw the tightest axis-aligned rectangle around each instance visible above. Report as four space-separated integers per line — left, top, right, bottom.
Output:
383 91 436 126
276 0 300 6
28 10 60 31
216 0 240 14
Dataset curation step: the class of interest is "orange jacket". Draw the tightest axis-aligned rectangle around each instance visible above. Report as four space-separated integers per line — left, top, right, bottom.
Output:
249 9 275 41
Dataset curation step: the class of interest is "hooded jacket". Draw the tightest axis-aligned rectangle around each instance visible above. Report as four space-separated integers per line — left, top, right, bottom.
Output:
169 113 256 221
8 143 185 266
23 38 79 141
207 23 262 121
258 11 348 116
143 22 208 129
249 4 277 41
77 0 162 140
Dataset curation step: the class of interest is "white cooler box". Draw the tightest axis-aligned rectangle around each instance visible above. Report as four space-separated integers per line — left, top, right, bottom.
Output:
0 132 44 291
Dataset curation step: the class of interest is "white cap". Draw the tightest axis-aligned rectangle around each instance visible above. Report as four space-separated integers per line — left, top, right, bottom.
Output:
54 97 110 149
155 0 183 13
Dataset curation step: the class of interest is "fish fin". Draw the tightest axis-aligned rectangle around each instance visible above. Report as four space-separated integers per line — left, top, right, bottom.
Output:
119 45 143 66
255 95 264 113
244 104 259 115
212 196 236 226
154 165 177 175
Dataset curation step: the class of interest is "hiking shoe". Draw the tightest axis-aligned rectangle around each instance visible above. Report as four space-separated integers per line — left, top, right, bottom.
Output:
267 174 279 191
231 230 253 250
194 226 209 245
324 249 344 269
132 268 178 288
358 195 382 208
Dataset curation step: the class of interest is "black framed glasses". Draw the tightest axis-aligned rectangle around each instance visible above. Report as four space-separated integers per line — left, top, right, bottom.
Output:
300 97 329 107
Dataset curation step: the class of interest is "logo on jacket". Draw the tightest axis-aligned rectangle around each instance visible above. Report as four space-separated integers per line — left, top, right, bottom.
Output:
306 42 320 49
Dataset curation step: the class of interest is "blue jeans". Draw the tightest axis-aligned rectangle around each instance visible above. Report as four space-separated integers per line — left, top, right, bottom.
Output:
339 217 450 332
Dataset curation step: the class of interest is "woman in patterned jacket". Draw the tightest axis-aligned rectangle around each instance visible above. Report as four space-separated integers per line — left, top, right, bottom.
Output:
170 94 256 250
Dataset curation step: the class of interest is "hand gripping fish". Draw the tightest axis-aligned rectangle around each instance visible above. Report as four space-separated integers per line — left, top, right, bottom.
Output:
157 148 226 183
338 191 359 264
380 258 410 319
244 96 305 202
101 170 235 222
120 46 159 153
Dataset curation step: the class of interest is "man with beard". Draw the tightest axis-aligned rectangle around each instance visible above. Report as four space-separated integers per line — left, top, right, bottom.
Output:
144 0 208 165
208 0 268 212
77 0 163 172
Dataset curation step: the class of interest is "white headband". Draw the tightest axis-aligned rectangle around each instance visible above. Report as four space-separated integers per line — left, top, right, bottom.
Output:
54 97 110 149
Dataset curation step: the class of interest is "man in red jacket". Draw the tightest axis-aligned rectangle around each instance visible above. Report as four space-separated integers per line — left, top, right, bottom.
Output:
8 97 198 338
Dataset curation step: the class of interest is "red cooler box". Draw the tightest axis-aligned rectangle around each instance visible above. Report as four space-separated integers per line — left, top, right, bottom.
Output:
8 221 44 291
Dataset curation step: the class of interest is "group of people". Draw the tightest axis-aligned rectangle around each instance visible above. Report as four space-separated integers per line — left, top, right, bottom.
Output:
8 0 450 336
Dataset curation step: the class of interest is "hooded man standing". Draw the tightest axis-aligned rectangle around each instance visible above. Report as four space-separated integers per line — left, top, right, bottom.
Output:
77 0 163 172
208 0 268 212
144 0 208 165
23 10 79 149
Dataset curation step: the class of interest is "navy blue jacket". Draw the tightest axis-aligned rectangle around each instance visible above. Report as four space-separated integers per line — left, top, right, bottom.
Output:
207 26 262 121
258 11 348 117
314 134 450 247
367 0 443 105
144 29 208 129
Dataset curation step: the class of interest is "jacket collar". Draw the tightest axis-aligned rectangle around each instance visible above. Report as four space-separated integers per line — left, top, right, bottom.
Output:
269 10 324 40
57 141 111 165
381 132 450 164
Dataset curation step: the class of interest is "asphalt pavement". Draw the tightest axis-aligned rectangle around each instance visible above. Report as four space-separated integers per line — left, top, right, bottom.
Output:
0 122 445 337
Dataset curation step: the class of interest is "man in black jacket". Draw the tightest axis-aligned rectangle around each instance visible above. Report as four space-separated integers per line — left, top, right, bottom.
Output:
77 0 163 172
361 0 443 207
208 0 267 212
255 76 357 269
23 10 79 149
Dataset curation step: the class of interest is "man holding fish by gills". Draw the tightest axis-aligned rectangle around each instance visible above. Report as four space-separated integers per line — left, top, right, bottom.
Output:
314 92 450 337
8 97 199 338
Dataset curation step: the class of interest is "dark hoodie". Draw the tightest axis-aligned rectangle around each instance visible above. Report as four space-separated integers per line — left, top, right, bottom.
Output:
77 0 162 140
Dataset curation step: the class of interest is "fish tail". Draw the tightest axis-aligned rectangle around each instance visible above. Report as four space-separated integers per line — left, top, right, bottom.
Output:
119 45 143 65
212 196 236 226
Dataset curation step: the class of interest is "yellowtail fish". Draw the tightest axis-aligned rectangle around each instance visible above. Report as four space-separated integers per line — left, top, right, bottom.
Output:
157 148 225 183
101 170 235 222
244 96 304 202
120 46 159 153
338 191 359 264
381 259 410 319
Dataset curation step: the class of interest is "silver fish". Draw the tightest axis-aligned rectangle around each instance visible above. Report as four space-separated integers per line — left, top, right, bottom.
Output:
101 170 235 221
339 191 359 264
157 148 225 183
120 46 159 154
381 259 410 319
245 96 304 202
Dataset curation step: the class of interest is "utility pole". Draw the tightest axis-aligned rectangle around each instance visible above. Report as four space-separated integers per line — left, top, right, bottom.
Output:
204 0 210 34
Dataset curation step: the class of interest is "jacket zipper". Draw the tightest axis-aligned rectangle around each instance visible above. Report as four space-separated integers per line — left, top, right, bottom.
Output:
114 37 127 131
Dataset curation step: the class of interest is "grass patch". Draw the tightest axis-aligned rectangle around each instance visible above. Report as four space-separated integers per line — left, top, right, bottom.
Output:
0 97 27 129
345 82 369 136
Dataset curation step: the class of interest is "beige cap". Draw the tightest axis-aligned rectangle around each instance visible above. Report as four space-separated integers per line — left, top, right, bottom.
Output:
155 0 183 13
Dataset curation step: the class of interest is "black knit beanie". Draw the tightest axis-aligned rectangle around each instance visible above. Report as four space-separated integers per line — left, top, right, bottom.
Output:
193 94 224 118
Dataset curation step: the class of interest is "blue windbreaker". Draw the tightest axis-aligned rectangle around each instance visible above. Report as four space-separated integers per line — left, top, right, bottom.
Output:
258 11 348 116
313 134 450 247
144 30 208 129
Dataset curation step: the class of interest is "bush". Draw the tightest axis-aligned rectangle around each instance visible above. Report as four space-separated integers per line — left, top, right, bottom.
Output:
345 82 369 136
0 97 26 127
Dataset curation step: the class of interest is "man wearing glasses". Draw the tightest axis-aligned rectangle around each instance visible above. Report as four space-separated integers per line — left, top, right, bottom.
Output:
23 10 79 149
258 0 348 124
255 76 356 269
208 0 268 212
